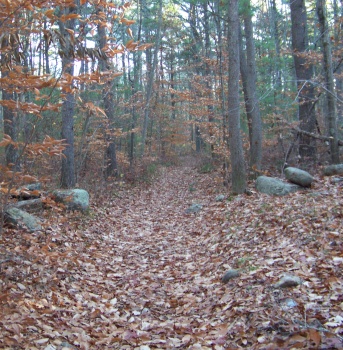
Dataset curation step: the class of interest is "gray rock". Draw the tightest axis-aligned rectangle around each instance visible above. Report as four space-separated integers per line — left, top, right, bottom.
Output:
280 298 298 309
215 194 225 202
185 203 202 214
284 167 314 187
53 189 89 212
221 269 240 283
12 198 43 214
256 176 302 196
59 342 77 349
274 274 302 288
323 164 343 176
20 183 42 191
5 207 42 232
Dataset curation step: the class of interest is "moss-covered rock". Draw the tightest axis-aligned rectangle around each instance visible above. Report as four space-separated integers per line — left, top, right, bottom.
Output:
5 207 42 232
52 189 89 212
256 176 301 196
323 164 343 176
284 167 314 187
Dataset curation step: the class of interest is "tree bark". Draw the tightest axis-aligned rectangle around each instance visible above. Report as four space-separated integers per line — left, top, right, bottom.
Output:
189 2 203 154
1 35 20 170
2 88 20 170
289 0 317 161
141 0 163 156
59 3 76 188
228 0 247 194
203 2 215 158
239 3 263 174
316 0 340 163
98 10 118 178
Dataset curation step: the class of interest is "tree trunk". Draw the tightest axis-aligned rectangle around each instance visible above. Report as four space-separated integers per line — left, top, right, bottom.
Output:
59 4 76 188
189 2 203 154
214 0 229 185
289 0 317 161
239 3 263 174
44 19 50 74
333 0 343 125
98 10 118 178
316 0 340 163
270 0 282 93
2 88 20 170
203 2 215 158
227 0 247 194
1 38 20 170
141 0 163 156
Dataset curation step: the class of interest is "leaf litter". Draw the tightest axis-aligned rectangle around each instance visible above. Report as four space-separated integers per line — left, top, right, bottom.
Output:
0 160 343 349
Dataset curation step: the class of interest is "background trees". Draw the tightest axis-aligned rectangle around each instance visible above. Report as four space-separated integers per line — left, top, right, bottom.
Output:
0 0 342 193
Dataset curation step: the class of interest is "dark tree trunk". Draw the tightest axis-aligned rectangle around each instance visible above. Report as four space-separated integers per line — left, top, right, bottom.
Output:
60 90 76 188
239 4 263 174
1 38 20 170
59 3 76 188
98 10 118 178
317 0 340 163
290 0 317 161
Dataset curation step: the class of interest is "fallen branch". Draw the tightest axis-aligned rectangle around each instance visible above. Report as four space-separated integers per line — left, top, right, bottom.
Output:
291 126 343 146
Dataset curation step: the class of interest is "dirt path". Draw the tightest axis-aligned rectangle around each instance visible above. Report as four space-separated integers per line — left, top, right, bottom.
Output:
79 162 228 347
1 160 343 349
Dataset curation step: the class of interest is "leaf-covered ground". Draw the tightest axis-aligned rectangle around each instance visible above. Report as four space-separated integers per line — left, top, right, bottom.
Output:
1 159 343 349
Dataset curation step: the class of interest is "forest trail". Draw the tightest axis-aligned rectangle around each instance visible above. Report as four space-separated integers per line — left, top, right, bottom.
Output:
77 158 230 346
1 159 343 349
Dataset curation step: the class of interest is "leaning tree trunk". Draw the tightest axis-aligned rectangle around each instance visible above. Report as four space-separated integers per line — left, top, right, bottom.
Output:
316 0 340 164
289 0 317 162
227 0 247 194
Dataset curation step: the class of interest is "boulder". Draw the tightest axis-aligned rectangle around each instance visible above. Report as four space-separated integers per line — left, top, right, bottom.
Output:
12 198 44 214
274 274 302 289
5 207 42 232
52 189 89 212
221 269 240 283
284 167 314 187
323 164 343 176
185 203 202 214
215 194 225 202
256 176 301 196
331 177 343 183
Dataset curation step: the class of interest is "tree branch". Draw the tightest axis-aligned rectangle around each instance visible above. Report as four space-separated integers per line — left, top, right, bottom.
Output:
292 126 343 146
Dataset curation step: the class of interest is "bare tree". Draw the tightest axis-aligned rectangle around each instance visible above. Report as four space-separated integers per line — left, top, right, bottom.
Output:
98 9 118 178
289 0 317 161
228 0 247 194
58 2 77 188
317 0 340 163
239 0 263 174
141 0 163 156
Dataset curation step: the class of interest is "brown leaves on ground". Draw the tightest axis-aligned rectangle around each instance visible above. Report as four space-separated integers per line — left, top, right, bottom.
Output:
0 161 343 349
